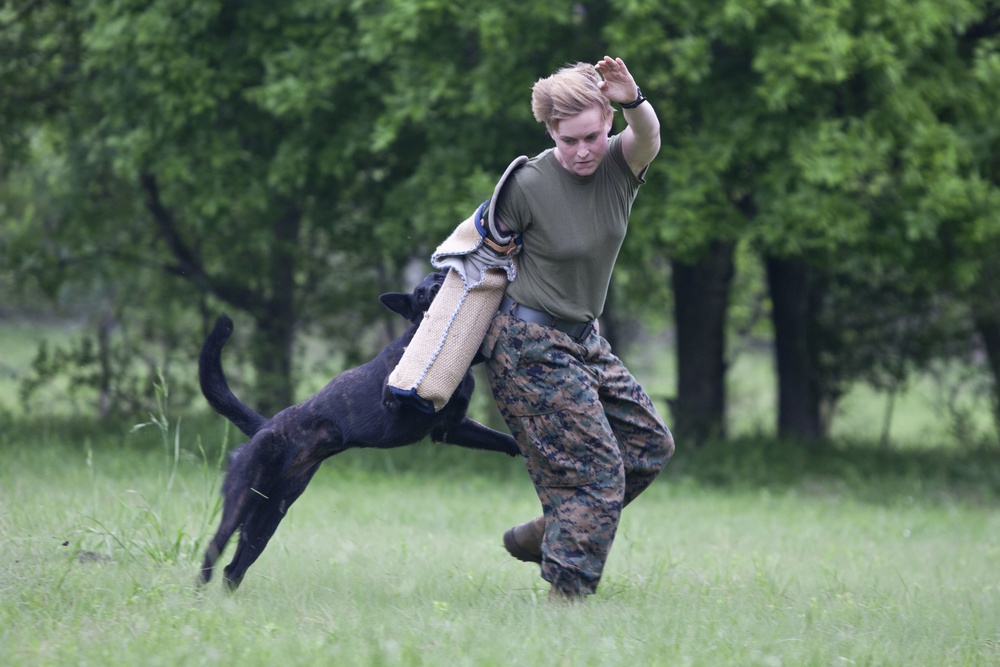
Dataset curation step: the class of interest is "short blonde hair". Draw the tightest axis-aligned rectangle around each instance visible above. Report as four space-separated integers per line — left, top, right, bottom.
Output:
531 62 615 132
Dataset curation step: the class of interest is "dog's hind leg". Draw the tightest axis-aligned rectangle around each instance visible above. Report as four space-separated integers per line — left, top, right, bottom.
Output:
222 463 321 590
198 432 283 585
199 479 268 584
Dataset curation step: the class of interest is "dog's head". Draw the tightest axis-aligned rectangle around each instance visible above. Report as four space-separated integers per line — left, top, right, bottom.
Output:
379 270 447 324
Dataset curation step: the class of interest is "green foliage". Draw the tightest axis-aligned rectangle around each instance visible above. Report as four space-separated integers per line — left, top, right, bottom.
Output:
3 0 1000 426
813 266 976 397
1 0 627 414
614 0 998 257
16 303 205 421
606 0 1000 432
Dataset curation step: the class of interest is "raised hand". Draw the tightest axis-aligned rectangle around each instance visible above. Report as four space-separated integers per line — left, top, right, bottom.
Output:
595 56 639 105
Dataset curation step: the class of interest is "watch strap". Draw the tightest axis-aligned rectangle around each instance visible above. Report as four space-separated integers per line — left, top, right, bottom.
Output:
620 87 647 109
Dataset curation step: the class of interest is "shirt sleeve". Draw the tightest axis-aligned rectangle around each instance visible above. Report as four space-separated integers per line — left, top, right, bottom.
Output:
494 174 528 234
608 133 647 186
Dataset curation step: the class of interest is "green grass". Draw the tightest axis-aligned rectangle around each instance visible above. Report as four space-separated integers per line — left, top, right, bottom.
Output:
1 417 998 666
2 319 998 664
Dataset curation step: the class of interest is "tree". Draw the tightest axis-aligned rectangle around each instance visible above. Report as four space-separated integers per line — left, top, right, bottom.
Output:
1 0 614 417
610 0 1000 443
912 6 1000 436
6 0 998 443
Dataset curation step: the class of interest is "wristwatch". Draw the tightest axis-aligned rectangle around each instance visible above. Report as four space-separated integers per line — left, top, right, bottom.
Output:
620 87 647 109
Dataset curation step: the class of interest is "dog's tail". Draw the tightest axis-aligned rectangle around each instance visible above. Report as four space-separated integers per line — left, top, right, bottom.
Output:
199 314 268 438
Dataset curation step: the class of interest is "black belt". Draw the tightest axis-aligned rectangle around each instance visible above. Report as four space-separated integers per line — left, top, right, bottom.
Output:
499 295 595 342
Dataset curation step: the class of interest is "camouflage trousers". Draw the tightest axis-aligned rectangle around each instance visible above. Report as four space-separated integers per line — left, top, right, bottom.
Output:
484 313 675 596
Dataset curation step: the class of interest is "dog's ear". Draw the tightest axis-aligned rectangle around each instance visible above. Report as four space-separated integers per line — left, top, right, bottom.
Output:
379 292 416 320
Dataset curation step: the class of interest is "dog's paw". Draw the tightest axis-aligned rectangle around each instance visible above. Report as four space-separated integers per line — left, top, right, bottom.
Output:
381 385 400 410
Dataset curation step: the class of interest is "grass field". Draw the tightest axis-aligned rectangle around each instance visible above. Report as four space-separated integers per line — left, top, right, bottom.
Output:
1 319 999 665
1 414 998 666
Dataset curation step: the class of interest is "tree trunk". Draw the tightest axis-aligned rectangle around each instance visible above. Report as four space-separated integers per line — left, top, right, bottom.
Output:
671 241 735 444
765 255 824 443
974 312 1000 438
248 208 301 415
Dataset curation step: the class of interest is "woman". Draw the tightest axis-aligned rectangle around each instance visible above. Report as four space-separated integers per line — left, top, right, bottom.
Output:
483 56 675 601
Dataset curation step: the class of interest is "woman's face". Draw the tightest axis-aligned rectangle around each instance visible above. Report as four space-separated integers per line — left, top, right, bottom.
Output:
549 106 613 177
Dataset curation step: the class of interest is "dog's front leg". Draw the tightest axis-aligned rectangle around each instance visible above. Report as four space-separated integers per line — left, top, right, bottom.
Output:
431 418 519 456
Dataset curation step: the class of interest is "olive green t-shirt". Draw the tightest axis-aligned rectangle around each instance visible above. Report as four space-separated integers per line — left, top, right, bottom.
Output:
496 133 644 322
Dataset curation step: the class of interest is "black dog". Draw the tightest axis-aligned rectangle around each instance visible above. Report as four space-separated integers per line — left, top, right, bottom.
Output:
198 270 518 590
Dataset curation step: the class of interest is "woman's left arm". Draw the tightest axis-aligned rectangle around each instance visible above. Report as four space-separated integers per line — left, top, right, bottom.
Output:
595 56 661 176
